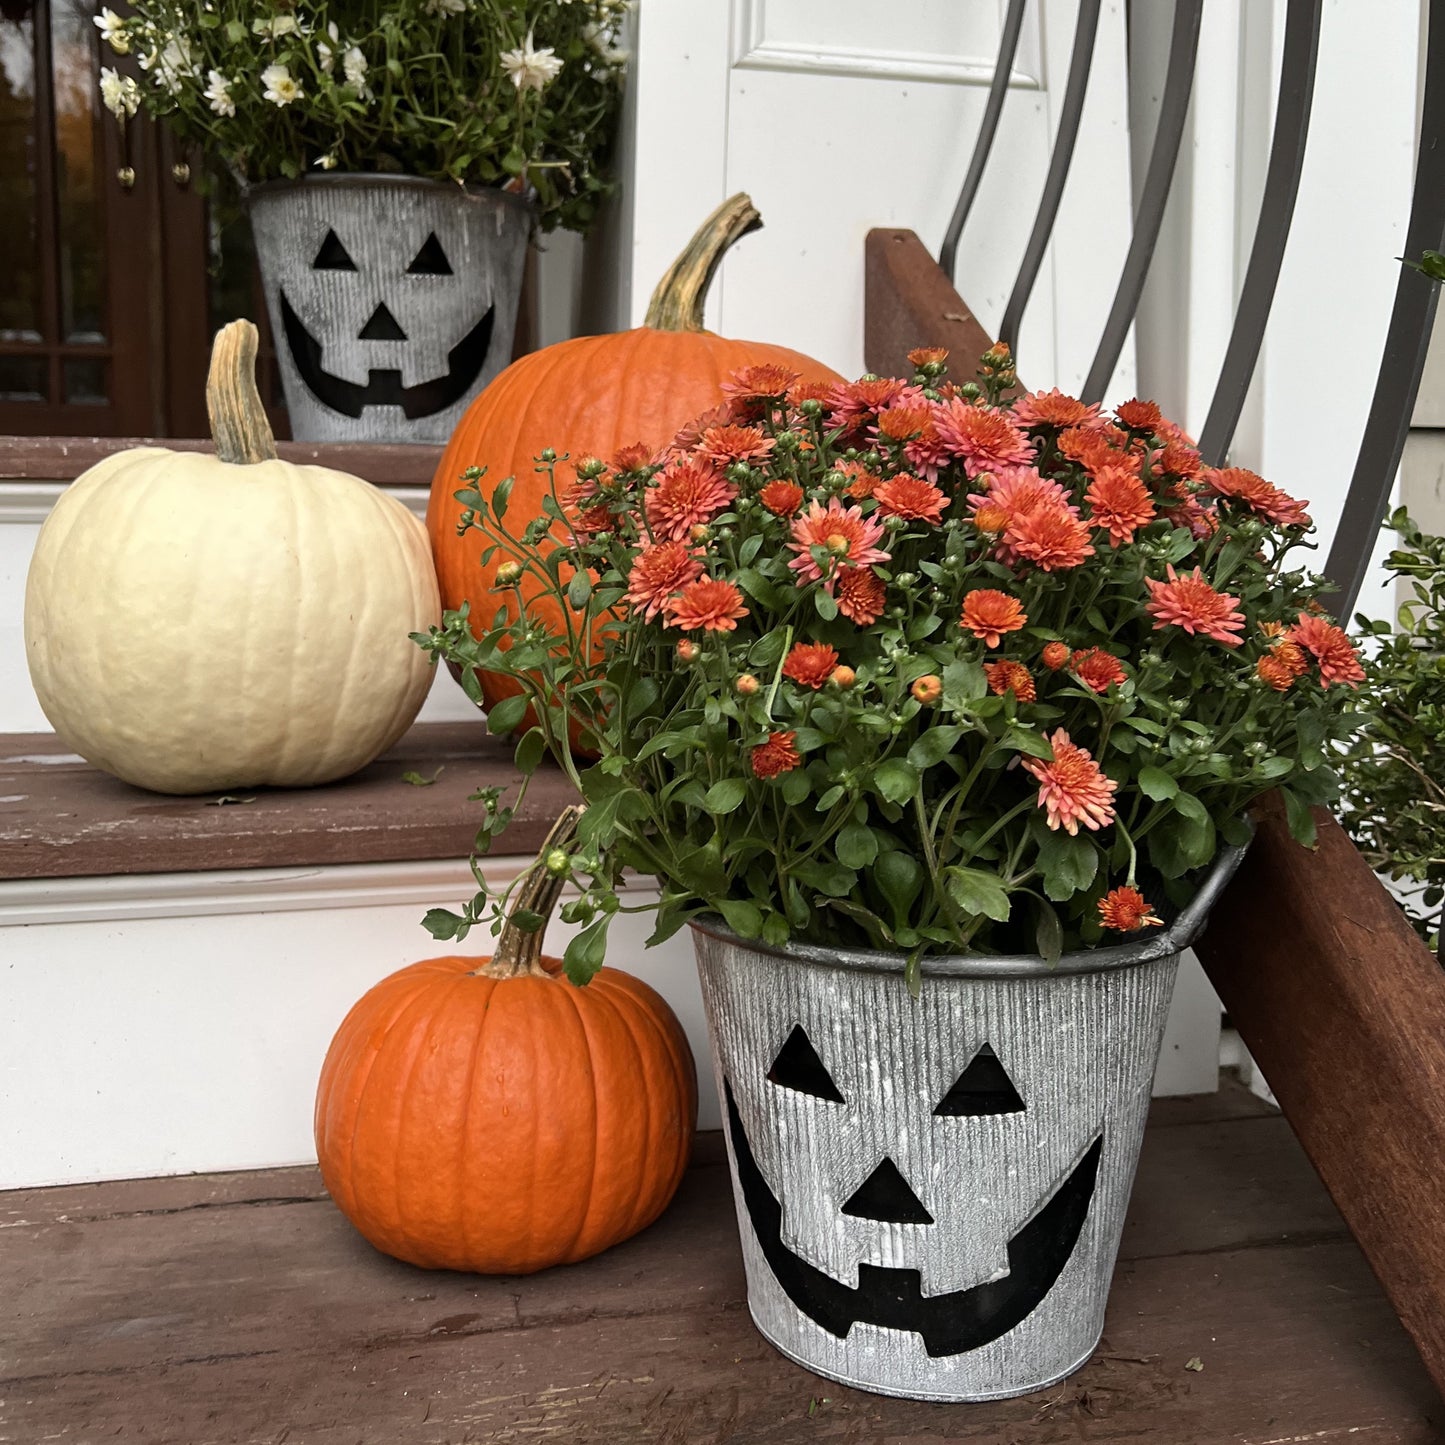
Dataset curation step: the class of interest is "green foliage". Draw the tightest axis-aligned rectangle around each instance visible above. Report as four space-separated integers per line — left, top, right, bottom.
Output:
96 0 627 232
413 355 1363 978
1339 508 1445 952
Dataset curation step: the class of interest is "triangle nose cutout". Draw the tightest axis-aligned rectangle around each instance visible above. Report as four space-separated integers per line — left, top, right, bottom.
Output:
841 1157 934 1225
359 302 407 342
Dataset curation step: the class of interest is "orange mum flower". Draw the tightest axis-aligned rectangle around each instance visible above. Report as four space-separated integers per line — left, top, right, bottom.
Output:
668 404 737 457
1041 641 1071 671
626 540 704 621
1085 463 1156 547
835 567 887 625
696 424 776 466
827 377 915 436
1098 886 1163 932
1011 389 1100 430
972 503 1010 534
933 398 1036 478
1021 728 1118 836
874 474 948 523
788 498 891 587
664 577 749 633
985 659 1036 702
758 480 805 517
1005 505 1096 572
1071 647 1128 694
1203 467 1311 528
612 442 655 473
1257 649 1304 691
644 459 736 542
721 364 800 401
1288 612 1365 688
1115 398 1163 431
875 401 932 441
1157 440 1202 479
1059 425 1142 477
907 346 949 367
836 460 883 500
911 674 943 705
787 378 836 410
1145 565 1245 646
960 589 1028 647
751 730 801 779
783 641 840 690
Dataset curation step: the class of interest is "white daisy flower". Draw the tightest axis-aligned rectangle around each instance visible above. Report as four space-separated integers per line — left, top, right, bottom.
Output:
99 66 140 118
153 35 195 95
317 20 340 72
203 69 235 116
93 8 129 54
499 32 563 92
261 62 302 106
252 15 302 39
314 153 339 170
342 46 368 92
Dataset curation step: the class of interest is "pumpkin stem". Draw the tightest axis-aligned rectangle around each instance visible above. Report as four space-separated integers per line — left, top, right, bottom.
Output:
476 805 585 979
206 320 280 466
643 193 763 333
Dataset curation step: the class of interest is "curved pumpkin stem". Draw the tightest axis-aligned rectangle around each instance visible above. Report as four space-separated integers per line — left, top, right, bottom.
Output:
643 193 763 333
476 805 585 979
207 320 280 466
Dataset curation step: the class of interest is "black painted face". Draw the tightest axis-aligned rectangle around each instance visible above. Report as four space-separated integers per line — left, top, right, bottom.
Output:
726 1027 1102 1357
278 228 495 420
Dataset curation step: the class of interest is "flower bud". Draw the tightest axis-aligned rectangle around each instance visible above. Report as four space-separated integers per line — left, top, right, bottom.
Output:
117 165 136 190
773 430 799 452
575 456 608 480
735 673 760 696
893 572 917 587
540 447 557 464
689 523 711 544
495 560 523 587
171 162 191 187
1041 641 1070 670
799 398 823 417
829 665 856 689
676 640 700 663
911 674 943 705
544 849 571 876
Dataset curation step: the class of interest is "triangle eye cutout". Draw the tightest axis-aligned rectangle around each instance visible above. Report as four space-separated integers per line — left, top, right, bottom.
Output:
406 232 453 275
313 228 357 271
766 1024 844 1103
934 1043 1025 1117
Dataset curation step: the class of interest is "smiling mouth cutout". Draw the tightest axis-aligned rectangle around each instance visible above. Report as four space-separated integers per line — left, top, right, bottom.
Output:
725 1078 1102 1356
279 290 494 421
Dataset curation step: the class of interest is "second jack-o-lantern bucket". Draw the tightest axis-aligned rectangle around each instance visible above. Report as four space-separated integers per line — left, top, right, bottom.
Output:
248 174 531 443
690 844 1246 1403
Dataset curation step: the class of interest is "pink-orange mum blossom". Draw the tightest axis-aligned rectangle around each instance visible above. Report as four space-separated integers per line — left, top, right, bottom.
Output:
1145 565 1245 646
664 578 749 633
1085 463 1156 547
835 567 887 625
788 498 890 589
1098 887 1163 931
782 641 839 690
960 589 1028 647
626 540 703 621
1288 612 1365 687
933 398 1037 478
1021 729 1119 836
751 731 801 779
644 460 736 542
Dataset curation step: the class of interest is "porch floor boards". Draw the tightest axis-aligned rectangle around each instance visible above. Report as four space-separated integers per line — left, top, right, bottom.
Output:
2 1082 1438 1444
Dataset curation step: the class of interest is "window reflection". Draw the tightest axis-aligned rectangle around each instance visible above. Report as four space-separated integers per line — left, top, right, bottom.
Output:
0 1 41 343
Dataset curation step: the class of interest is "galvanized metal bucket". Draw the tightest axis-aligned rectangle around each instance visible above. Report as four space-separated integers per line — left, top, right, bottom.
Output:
248 175 532 444
691 845 1246 1402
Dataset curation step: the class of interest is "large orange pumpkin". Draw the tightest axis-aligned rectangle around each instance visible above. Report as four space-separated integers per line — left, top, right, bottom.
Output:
314 808 696 1274
427 192 844 720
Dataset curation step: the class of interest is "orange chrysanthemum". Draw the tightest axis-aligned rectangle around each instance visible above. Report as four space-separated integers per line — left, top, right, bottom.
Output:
788 498 891 587
569 500 614 543
669 404 737 457
874 474 948 523
836 460 883 500
1005 505 1096 572
1058 425 1142 477
783 641 840 690
1098 886 1163 931
1041 641 1071 671
612 442 655 473
933 398 1036 479
758 480 805 517
972 503 1009 534
827 377 915 435
875 401 932 441
696 424 776 466
984 659 1036 702
1203 467 1311 528
721 364 800 401
664 577 749 633
835 567 887 625
1288 612 1365 688
1071 647 1128 694
907 346 949 367
644 459 736 542
1011 389 1100 430
1085 463 1156 547
751 730 802 779
626 540 704 621
1145 565 1245 646
960 589 1028 647
787 378 836 410
1115 398 1163 432
1021 728 1118 836
1157 440 1202 480
1257 648 1304 691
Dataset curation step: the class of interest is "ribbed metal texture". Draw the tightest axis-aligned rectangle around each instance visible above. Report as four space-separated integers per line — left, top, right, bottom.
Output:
248 176 531 443
692 931 1186 1401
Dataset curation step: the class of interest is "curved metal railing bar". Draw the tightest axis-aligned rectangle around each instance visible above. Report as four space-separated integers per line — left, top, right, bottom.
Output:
1324 0 1445 617
1080 0 1203 404
1197 0 1323 466
938 0 1028 282
997 0 1102 361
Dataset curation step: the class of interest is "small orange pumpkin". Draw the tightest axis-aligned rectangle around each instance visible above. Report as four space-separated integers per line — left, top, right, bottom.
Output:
314 808 696 1273
427 192 844 723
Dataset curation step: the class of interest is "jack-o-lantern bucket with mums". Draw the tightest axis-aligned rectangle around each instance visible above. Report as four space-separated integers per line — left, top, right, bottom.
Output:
416 346 1364 1400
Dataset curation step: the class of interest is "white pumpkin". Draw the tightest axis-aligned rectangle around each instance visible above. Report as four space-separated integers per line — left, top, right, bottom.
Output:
24 321 442 795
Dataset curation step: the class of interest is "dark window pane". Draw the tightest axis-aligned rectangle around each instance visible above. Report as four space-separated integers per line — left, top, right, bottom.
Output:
0 3 41 341
52 0 105 342
63 356 105 403
0 354 47 401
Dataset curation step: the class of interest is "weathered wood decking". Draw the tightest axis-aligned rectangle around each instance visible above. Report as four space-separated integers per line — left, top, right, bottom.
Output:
1 1082 1437 1443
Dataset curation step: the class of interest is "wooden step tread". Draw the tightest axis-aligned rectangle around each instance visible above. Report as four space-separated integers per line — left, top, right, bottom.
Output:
1 1083 1437 1443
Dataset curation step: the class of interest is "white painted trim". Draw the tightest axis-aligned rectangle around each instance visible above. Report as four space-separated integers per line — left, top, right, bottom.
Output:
0 482 65 525
731 0 1042 89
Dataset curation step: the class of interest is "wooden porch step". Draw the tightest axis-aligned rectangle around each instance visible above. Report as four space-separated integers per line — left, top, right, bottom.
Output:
2 1082 1437 1443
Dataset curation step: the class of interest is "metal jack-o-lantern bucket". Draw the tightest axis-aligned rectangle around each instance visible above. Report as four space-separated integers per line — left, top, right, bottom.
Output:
691 845 1246 1403
248 175 532 444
